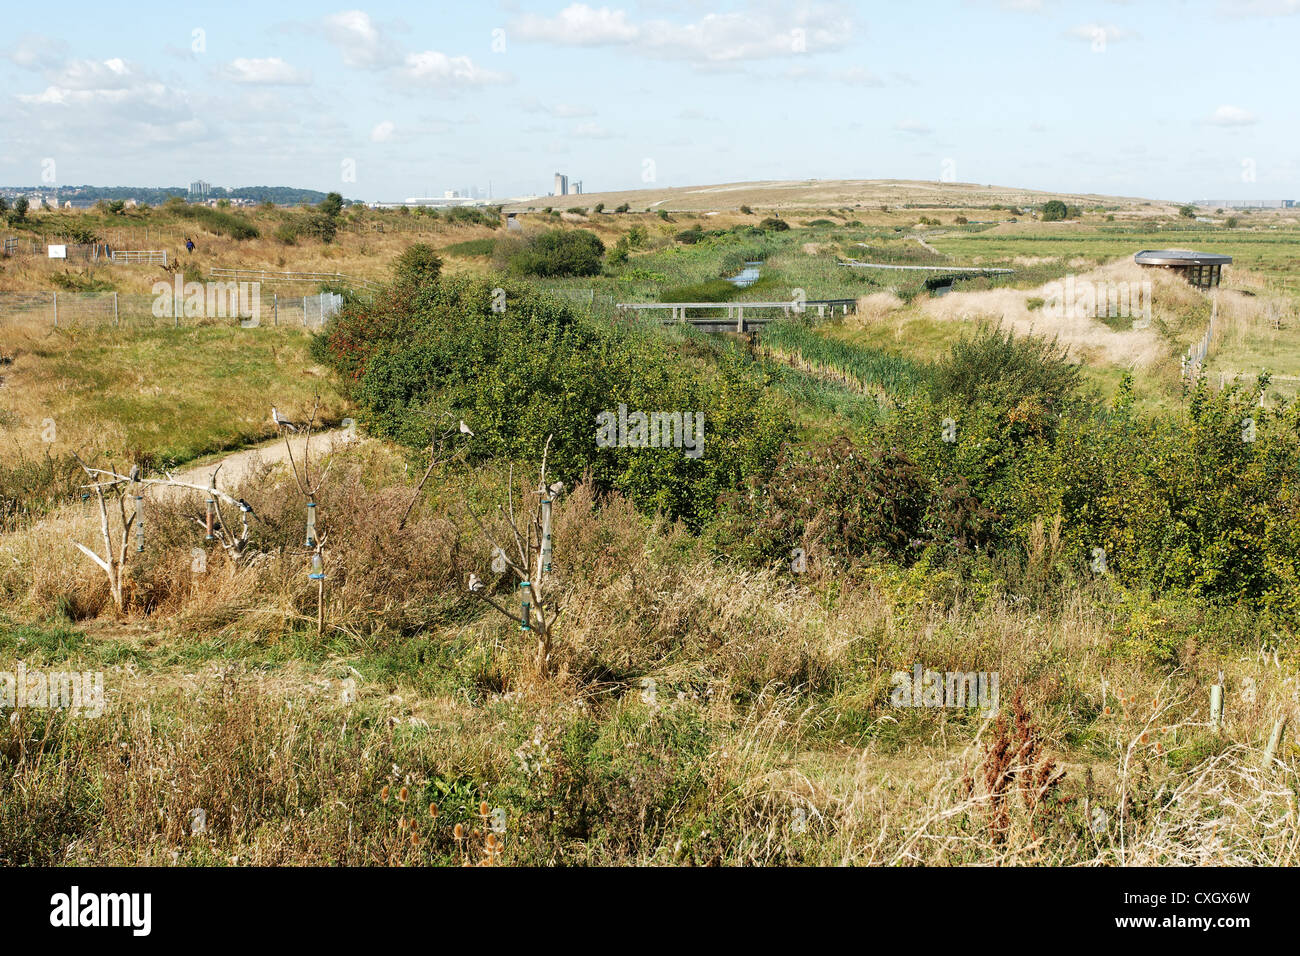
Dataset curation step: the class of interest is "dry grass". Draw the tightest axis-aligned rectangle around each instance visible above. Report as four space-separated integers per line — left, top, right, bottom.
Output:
3 439 1297 865
919 259 1190 369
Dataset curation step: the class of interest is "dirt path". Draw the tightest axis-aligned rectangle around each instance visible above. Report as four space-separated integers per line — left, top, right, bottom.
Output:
162 428 352 496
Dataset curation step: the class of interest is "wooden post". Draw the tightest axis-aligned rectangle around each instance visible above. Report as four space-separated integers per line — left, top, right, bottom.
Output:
274 293 278 326
113 291 119 327
1210 675 1224 732
1264 715 1287 766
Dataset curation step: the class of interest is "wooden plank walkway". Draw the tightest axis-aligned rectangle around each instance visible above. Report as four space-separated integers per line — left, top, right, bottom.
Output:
616 299 856 331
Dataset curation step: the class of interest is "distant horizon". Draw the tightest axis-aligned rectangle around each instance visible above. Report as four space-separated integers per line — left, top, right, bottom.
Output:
2 177 1298 208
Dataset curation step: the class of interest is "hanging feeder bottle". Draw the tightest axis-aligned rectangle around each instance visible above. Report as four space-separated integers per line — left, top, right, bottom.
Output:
205 497 216 541
134 495 144 552
309 552 325 581
519 580 531 631
305 501 318 548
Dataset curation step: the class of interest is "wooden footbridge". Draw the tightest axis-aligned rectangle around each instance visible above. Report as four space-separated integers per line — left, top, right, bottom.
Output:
616 298 857 332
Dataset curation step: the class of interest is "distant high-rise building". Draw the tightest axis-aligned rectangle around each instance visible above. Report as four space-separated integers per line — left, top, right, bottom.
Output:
189 180 211 199
554 172 568 197
572 181 583 195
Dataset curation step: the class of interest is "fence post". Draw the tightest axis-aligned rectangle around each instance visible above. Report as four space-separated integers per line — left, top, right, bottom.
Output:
113 292 119 327
274 293 278 326
53 291 58 328
303 297 307 326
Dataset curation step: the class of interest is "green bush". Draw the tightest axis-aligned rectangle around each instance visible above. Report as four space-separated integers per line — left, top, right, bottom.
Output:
317 270 790 528
507 229 605 278
711 436 930 569
1040 200 1068 222
300 211 338 244
931 325 1081 420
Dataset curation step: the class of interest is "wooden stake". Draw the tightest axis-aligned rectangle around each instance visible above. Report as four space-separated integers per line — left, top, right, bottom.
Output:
1264 715 1287 766
1210 675 1224 732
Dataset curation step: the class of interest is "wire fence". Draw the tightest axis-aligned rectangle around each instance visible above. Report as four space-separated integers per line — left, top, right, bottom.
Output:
1182 294 1218 379
0 290 343 329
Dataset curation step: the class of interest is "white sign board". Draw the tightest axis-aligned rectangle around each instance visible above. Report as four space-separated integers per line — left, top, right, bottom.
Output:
48 245 67 259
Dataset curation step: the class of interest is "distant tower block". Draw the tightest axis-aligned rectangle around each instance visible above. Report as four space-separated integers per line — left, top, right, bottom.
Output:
572 181 582 195
1135 250 1232 290
554 173 568 197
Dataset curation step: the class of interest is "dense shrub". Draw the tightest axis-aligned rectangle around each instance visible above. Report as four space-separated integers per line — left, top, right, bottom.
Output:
931 325 1081 420
317 267 790 528
1040 200 1068 222
711 437 928 570
506 229 605 277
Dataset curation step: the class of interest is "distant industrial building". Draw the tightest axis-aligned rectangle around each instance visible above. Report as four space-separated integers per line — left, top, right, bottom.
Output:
554 172 568 197
1193 199 1295 209
189 180 211 199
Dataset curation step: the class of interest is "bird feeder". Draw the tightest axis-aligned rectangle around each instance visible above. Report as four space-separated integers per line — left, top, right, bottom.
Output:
205 497 216 541
304 501 318 548
540 498 554 574
134 495 144 552
309 552 325 580
519 580 531 631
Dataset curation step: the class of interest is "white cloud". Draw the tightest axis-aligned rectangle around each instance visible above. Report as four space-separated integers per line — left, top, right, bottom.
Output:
10 56 209 151
519 98 597 118
370 120 395 142
570 121 615 139
321 10 403 68
318 11 507 90
510 2 853 63
551 103 596 118
397 51 509 89
1205 104 1258 126
894 119 932 135
838 66 884 86
221 57 311 85
512 4 639 45
4 34 69 71
1065 23 1138 43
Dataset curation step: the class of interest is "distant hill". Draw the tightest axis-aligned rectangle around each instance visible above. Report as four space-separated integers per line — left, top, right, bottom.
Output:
504 178 1171 214
0 185 357 206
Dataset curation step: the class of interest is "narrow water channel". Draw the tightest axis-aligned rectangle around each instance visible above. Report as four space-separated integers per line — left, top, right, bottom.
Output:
727 261 763 288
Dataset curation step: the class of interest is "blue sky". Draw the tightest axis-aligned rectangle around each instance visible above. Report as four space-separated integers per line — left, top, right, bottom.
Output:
1 0 1296 202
